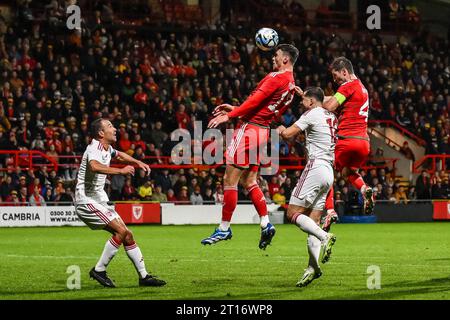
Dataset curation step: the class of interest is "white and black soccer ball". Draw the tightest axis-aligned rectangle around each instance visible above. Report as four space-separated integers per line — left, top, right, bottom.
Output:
255 28 279 51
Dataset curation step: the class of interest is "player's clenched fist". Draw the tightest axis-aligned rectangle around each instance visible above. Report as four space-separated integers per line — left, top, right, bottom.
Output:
121 165 135 176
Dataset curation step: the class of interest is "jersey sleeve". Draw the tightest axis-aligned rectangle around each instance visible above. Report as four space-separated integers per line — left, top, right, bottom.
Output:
334 82 354 105
87 147 103 163
110 146 119 158
294 111 312 131
228 75 280 119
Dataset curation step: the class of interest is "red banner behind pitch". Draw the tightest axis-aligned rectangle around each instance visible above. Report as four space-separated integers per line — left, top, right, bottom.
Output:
115 203 161 224
433 200 450 220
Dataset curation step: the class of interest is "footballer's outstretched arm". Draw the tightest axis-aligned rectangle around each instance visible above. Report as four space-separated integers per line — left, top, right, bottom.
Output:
115 151 151 176
89 160 135 176
277 124 302 140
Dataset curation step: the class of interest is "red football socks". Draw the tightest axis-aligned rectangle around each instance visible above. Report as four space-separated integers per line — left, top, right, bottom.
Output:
222 186 238 222
324 186 335 211
246 183 268 217
348 173 366 191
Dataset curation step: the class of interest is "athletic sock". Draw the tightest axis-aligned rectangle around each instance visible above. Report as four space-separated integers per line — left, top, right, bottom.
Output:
219 221 230 231
291 213 328 241
348 173 366 192
260 215 270 228
246 184 269 227
125 241 148 279
95 236 121 272
307 234 322 272
324 186 335 211
219 186 238 230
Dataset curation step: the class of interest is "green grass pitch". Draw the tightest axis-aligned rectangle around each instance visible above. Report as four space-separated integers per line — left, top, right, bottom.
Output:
1 223 449 300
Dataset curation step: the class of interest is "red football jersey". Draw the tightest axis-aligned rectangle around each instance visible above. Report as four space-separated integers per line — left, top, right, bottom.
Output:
227 70 295 127
335 78 369 137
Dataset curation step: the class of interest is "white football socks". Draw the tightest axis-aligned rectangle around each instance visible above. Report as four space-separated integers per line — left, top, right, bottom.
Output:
125 243 148 279
219 221 231 231
307 234 322 272
294 214 328 241
260 215 270 228
95 237 120 272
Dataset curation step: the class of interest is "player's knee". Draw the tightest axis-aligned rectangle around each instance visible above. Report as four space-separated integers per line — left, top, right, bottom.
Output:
241 179 257 189
286 207 296 222
124 229 134 244
115 228 133 243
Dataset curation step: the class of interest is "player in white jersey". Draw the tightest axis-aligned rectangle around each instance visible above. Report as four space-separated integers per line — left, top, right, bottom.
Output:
75 118 166 288
277 87 337 287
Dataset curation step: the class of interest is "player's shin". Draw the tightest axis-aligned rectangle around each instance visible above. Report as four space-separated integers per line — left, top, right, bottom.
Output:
324 186 335 211
347 172 366 192
291 212 328 241
246 183 269 227
95 236 122 272
307 234 321 271
220 186 238 231
125 242 148 279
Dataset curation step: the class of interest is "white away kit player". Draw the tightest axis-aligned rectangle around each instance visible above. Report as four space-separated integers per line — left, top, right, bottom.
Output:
277 87 337 287
75 118 166 287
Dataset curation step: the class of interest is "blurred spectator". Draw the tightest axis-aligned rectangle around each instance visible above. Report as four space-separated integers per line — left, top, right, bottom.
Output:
264 190 273 204
407 186 417 200
55 188 73 203
138 180 153 200
122 177 137 200
190 185 203 205
167 189 178 202
18 186 28 205
431 177 447 199
394 186 408 204
415 170 431 199
268 176 280 197
29 186 46 206
272 187 286 205
385 186 397 203
5 190 20 205
151 185 168 203
178 186 190 204
203 188 215 203
110 174 126 201
213 185 224 204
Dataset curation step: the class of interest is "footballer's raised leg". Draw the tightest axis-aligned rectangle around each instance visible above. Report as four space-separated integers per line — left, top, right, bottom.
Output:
242 169 276 250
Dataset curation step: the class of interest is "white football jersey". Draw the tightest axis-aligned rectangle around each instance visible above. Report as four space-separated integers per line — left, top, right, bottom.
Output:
75 139 118 204
294 106 337 163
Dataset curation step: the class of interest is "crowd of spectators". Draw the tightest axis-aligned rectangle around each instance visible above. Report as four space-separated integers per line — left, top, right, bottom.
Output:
0 1 448 208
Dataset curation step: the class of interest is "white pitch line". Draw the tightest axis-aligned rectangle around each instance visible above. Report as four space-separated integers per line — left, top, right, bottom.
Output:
2 254 448 269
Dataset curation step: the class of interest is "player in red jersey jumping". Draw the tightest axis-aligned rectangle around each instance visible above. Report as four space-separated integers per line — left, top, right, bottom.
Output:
201 44 299 249
321 57 374 231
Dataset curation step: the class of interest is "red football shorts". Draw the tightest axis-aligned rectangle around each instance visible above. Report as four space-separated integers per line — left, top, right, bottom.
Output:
334 138 370 171
225 122 269 172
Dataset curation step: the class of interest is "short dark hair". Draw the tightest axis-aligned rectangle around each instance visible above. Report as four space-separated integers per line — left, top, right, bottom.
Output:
304 87 324 103
330 56 354 74
90 118 105 139
276 43 299 65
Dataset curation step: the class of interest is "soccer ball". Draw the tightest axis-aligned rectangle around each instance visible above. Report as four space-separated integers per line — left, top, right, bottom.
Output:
255 28 279 51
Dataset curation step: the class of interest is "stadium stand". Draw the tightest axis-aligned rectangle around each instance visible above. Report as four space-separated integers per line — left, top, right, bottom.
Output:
0 0 448 211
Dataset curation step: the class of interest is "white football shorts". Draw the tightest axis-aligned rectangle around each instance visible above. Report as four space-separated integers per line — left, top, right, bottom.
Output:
289 159 334 211
75 202 120 230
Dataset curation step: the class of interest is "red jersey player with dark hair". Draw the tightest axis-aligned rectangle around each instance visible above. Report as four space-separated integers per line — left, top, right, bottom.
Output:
321 56 374 231
201 44 299 249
